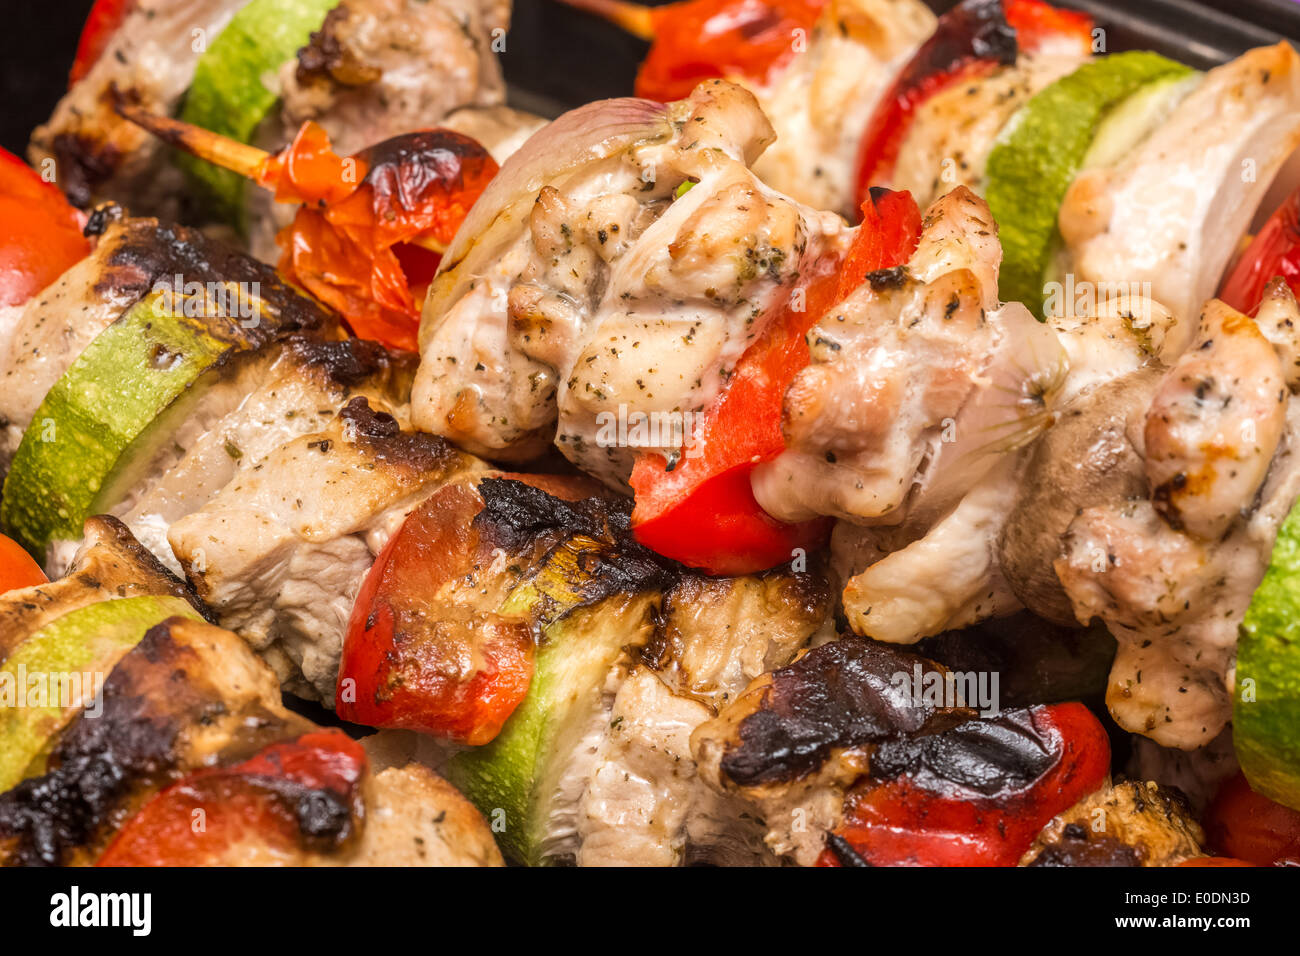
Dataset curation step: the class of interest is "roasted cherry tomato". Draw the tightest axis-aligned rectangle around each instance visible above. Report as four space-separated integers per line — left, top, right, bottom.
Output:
0 533 47 594
1220 183 1300 314
97 731 367 866
818 702 1111 867
1203 771 1300 866
265 123 499 351
0 147 90 307
629 188 921 576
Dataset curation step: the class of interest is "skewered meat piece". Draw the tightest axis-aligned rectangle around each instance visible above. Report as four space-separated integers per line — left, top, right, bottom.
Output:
169 397 483 701
413 79 851 481
30 0 512 235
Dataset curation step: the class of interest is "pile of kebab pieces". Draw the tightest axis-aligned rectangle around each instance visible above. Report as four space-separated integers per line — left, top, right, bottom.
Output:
0 0 1298 867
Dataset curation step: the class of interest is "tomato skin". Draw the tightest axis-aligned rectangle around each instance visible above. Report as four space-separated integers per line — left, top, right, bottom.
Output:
1219 184 1300 315
338 474 600 744
1203 771 1300 866
818 702 1111 867
852 0 1093 210
96 731 367 866
68 0 133 87
337 482 535 745
629 189 921 576
0 533 47 594
260 123 498 351
635 0 827 102
0 148 90 308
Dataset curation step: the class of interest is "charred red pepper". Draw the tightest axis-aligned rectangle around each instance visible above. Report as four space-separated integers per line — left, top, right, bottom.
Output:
852 0 1093 209
96 730 367 866
0 147 90 307
1203 771 1300 866
338 474 601 745
116 106 498 351
68 0 133 87
1219 183 1300 315
818 702 1111 867
629 188 921 576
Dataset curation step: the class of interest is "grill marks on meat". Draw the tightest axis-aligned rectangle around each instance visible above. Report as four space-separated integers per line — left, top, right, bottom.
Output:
0 214 337 473
167 397 482 700
0 614 505 866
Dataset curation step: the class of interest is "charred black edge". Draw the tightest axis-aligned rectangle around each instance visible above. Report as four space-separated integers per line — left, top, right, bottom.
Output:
473 477 682 613
868 708 1060 798
81 515 217 624
337 397 465 473
1027 828 1143 867
284 335 417 390
358 129 496 203
826 833 873 867
93 217 335 345
908 0 1019 83
0 619 198 866
719 637 971 789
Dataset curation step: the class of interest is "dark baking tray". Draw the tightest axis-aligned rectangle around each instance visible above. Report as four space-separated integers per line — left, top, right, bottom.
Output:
4 0 1298 156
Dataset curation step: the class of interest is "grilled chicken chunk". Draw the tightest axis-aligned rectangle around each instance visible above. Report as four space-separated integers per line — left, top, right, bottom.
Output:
1022 781 1205 867
691 637 970 865
1060 42 1300 337
413 80 850 482
1054 294 1300 748
28 0 247 214
752 186 1065 527
168 397 483 700
106 336 415 573
747 0 935 216
0 615 500 867
31 0 511 231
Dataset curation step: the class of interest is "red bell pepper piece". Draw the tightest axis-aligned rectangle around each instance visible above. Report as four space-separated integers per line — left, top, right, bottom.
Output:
817 702 1111 867
0 533 47 594
629 188 921 576
96 730 367 866
1219 183 1300 315
68 0 133 87
852 0 1093 209
0 147 90 308
1203 771 1300 866
632 0 828 102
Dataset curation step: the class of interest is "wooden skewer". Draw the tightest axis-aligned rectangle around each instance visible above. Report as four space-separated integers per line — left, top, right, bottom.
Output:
114 97 269 180
554 0 656 41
